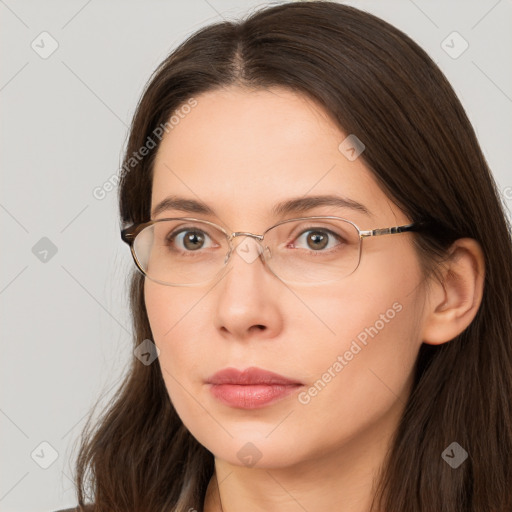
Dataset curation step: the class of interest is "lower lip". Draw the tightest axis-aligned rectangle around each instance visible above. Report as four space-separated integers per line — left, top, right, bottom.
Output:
208 383 302 409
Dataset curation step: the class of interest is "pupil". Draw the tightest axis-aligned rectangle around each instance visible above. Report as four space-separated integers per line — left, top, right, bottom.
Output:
184 231 204 250
308 231 327 250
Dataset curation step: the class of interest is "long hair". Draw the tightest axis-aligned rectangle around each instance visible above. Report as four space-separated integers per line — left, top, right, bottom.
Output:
73 2 512 511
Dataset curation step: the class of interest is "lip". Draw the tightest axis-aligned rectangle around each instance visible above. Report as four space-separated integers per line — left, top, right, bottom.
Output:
207 366 303 386
206 367 303 409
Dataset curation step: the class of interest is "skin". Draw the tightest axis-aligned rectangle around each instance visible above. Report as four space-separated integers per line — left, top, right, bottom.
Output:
144 86 485 512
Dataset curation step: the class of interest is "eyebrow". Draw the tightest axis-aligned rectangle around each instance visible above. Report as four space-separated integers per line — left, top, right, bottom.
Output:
151 194 372 219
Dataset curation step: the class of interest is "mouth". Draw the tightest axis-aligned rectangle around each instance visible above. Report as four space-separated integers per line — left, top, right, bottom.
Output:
206 366 304 409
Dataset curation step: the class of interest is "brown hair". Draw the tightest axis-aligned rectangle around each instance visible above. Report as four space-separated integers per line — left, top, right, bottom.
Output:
72 2 512 511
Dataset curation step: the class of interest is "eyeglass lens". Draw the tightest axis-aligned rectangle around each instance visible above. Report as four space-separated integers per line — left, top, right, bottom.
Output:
132 218 362 285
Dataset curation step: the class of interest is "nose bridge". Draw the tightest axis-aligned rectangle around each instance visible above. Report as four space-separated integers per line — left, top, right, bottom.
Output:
230 231 264 242
227 232 265 256
225 231 269 270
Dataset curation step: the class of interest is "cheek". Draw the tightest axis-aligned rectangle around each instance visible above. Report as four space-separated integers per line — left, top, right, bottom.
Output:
144 280 215 430
144 280 206 378
144 278 207 339
294 304 419 457
301 243 421 349
294 246 424 424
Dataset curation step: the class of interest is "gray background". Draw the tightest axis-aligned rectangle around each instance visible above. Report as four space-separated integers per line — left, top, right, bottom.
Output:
1 1 511 510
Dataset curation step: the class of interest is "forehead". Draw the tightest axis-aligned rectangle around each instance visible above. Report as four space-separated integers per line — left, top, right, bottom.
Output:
151 86 391 227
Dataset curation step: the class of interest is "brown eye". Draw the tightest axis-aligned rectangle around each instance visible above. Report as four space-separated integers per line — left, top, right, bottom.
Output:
168 229 211 251
293 228 344 252
182 231 205 251
305 231 329 250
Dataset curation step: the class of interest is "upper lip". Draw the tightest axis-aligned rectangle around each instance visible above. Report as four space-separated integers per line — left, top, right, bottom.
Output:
206 367 303 386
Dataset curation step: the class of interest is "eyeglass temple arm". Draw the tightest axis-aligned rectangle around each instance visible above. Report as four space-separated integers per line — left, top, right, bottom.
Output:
359 222 418 238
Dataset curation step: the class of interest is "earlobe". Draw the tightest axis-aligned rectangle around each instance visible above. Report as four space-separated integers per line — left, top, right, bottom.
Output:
421 238 485 346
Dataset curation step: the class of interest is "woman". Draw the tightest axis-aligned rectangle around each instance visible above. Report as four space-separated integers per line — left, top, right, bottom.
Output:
65 2 512 511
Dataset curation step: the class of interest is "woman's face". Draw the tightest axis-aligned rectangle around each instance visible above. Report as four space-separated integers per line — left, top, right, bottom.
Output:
145 86 426 470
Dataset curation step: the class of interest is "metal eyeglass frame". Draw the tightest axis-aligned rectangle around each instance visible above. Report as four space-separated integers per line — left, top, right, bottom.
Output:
121 216 422 286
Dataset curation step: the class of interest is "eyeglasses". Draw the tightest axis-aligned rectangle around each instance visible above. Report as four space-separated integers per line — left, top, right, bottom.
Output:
121 216 421 287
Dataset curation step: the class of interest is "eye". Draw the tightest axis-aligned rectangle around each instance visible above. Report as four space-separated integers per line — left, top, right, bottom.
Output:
292 228 345 252
168 228 217 252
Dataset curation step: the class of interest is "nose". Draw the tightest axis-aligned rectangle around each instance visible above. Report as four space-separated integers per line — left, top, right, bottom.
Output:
230 233 265 263
213 235 283 341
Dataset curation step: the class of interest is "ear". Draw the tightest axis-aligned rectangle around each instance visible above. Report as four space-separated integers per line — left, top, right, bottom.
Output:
421 238 485 345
